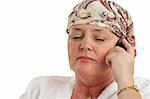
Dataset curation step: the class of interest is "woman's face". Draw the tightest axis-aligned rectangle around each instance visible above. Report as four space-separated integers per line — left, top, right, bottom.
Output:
68 24 119 78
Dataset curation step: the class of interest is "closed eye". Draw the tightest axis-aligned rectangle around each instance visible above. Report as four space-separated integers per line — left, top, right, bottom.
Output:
73 36 81 39
69 34 82 40
95 38 105 41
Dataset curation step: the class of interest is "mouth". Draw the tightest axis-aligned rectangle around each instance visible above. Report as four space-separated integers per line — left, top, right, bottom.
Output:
77 56 96 62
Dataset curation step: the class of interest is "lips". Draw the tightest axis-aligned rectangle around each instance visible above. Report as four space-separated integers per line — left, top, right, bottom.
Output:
77 56 96 62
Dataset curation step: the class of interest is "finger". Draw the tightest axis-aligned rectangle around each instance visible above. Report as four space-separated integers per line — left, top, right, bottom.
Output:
121 38 134 55
108 46 125 54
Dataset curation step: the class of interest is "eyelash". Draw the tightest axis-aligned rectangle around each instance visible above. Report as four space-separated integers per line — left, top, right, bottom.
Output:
70 35 82 40
69 34 106 41
74 36 81 39
95 38 105 41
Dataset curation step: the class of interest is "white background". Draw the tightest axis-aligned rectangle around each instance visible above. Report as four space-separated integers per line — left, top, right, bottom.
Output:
0 0 150 99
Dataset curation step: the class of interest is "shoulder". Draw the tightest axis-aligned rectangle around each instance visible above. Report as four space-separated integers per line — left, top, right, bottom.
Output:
135 77 150 99
29 76 75 86
135 77 150 90
28 76 75 90
19 76 75 99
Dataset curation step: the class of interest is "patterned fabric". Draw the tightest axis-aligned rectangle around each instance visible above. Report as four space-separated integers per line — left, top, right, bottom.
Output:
66 0 136 56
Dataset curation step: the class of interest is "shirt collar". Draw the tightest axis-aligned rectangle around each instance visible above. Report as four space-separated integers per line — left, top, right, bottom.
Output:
98 81 118 99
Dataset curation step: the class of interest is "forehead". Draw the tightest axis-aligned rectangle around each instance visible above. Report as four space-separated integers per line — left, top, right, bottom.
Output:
69 24 116 37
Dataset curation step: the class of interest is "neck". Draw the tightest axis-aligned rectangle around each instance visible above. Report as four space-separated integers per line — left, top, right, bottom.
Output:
72 72 114 98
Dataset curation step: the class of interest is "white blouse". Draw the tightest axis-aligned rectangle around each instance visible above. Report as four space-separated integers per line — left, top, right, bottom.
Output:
19 76 150 99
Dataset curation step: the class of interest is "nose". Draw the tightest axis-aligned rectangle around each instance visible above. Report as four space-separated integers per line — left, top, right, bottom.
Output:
80 36 93 51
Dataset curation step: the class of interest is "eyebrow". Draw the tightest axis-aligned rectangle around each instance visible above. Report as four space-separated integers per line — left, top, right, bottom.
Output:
92 28 111 37
71 27 82 31
92 29 103 32
70 27 111 35
72 27 103 30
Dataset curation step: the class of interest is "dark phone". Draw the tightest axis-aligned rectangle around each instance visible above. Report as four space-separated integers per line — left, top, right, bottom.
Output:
115 37 128 51
116 42 126 50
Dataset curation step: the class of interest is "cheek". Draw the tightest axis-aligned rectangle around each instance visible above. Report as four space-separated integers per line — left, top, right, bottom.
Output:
98 40 118 60
97 49 108 62
68 42 77 57
96 45 113 62
68 41 79 67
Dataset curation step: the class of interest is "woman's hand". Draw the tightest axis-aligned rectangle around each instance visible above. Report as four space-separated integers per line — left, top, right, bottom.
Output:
105 38 135 88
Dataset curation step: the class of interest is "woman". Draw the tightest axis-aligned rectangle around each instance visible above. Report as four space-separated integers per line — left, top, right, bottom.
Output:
19 0 150 99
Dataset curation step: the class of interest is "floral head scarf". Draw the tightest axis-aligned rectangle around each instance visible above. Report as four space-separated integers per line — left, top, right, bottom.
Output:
66 0 136 57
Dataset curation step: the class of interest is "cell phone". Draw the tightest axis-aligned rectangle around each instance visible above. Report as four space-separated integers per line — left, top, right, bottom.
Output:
116 41 126 50
115 37 128 51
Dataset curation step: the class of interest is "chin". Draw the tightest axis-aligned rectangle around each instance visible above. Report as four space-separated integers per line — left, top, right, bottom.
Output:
75 65 100 77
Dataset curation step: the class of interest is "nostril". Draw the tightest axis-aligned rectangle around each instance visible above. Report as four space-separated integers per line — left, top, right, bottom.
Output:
80 43 93 51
